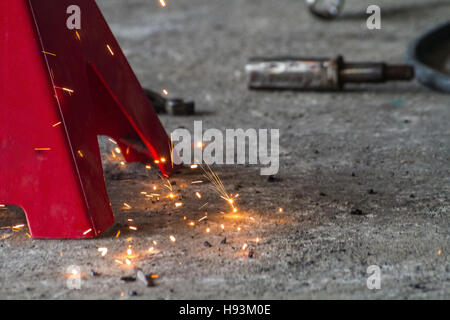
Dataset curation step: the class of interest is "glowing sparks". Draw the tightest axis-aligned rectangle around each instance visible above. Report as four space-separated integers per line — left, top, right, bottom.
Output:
168 193 175 199
159 0 167 7
242 243 248 250
145 164 152 170
190 164 198 169
42 51 56 56
129 226 137 231
188 221 195 227
278 207 284 213
191 181 203 184
123 203 132 209
195 192 202 199
170 235 176 242
75 30 81 40
34 148 51 151
52 121 62 127
200 163 237 212
12 224 25 230
438 249 442 255
98 247 108 257
106 44 114 56
83 228 92 235
77 150 84 158
154 160 160 164
220 224 225 230
255 237 260 243
175 202 183 208
62 87 74 94
160 157 166 163
162 89 168 95
114 147 121 154
108 138 117 144
127 247 133 256
115 230 121 238
125 259 132 266
237 226 241 232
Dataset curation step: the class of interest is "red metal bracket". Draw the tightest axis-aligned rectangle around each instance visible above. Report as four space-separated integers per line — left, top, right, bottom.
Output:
0 0 177 238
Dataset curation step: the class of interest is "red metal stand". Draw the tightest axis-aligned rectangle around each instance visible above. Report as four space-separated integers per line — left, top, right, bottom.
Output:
0 0 177 238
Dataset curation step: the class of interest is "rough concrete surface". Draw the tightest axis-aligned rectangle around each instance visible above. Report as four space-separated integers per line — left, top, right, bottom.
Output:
1 0 449 299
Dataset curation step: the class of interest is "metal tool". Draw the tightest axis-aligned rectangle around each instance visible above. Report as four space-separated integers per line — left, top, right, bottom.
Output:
144 88 195 115
246 56 414 90
306 0 345 19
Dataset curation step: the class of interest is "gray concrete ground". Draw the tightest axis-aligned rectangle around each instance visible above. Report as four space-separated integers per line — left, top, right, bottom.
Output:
1 0 449 299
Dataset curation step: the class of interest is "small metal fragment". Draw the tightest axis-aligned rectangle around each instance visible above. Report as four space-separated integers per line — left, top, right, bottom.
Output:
204 241 212 248
136 269 149 287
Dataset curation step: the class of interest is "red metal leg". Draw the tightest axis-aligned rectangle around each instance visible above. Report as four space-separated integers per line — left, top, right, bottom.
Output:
0 0 178 238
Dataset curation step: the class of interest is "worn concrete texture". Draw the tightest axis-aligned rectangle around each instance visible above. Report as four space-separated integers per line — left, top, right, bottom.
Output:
1 0 449 299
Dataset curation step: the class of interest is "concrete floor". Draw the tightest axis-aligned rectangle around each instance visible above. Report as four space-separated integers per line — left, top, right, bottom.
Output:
1 0 449 299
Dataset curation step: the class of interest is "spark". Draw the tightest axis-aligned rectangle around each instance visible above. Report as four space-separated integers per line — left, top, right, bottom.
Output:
62 88 74 94
98 247 108 256
153 185 157 190
106 44 114 56
115 230 121 238
206 227 210 233
114 147 121 154
195 192 202 199
120 161 126 166
200 162 237 212
438 250 442 255
26 233 31 238
75 30 81 40
255 237 260 243
83 228 92 235
127 247 133 256
12 224 25 230
242 243 248 250
162 89 168 95
125 259 131 265
42 51 56 56
123 203 131 209
237 226 241 232
160 157 166 163
220 224 225 230
140 191 147 195
151 274 159 279
170 235 176 242
188 221 195 227
115 259 123 265
34 148 51 151
175 202 183 208
153 240 158 245
278 207 284 213
190 164 198 169
198 216 207 222
168 193 175 199
154 160 160 164
145 164 152 170
52 122 62 127
129 226 137 231
199 202 208 210
148 247 155 253
196 142 203 148
108 138 117 144
191 181 203 184
77 150 84 158
159 0 167 7
0 204 5 208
